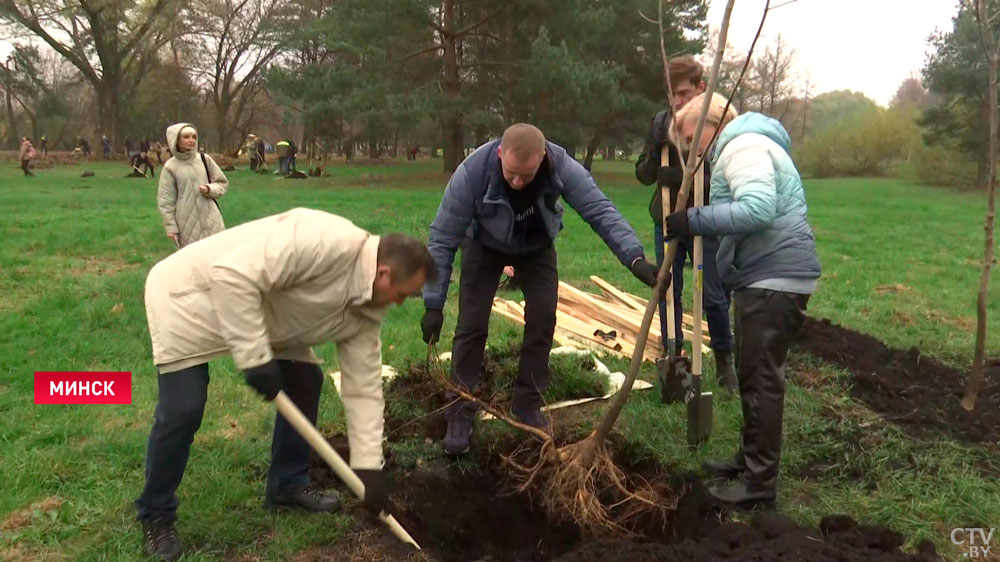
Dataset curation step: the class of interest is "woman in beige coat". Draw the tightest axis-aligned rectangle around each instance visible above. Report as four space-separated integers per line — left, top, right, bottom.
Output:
157 123 228 247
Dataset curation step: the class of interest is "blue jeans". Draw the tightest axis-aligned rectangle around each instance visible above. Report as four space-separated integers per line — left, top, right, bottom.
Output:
135 360 323 522
653 221 733 352
279 156 290 175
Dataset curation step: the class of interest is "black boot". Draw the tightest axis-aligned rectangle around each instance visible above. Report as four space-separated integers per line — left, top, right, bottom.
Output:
714 348 738 392
265 485 341 512
702 451 746 479
141 517 182 561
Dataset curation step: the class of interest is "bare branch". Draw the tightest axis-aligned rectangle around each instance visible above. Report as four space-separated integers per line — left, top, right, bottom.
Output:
400 44 444 61
636 9 659 25
696 0 770 172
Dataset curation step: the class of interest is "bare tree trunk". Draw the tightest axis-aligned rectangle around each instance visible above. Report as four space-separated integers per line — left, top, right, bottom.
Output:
964 0 998 411
441 0 464 173
583 132 601 170
4 86 17 150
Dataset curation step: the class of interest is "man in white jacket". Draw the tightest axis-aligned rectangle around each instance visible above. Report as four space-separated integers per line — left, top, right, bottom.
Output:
136 208 435 561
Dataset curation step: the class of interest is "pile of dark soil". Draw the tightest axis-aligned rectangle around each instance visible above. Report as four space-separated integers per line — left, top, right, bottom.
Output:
303 326 953 561
796 317 1000 444
310 452 940 562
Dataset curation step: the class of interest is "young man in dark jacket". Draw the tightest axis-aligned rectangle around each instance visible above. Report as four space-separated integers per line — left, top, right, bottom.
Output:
635 55 737 390
422 123 659 455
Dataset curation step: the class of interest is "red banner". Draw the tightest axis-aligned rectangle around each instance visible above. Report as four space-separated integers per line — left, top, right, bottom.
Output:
34 372 132 405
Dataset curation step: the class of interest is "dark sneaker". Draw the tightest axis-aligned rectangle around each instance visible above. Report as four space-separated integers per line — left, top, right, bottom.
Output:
706 481 777 509
444 417 474 456
513 408 552 437
266 485 341 513
142 517 181 561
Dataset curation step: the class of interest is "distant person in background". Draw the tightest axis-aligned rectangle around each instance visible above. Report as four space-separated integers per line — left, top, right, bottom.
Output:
276 139 291 175
139 136 155 177
152 140 166 164
40 135 48 156
19 137 36 176
407 145 420 161
255 135 266 169
245 135 260 170
288 139 298 172
102 135 112 159
77 135 91 156
157 123 228 248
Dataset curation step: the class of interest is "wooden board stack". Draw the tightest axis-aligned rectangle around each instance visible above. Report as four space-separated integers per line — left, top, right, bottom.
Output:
492 275 710 363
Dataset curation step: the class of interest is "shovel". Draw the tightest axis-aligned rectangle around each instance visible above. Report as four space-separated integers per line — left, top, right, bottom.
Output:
272 391 422 550
658 146 691 404
685 159 712 447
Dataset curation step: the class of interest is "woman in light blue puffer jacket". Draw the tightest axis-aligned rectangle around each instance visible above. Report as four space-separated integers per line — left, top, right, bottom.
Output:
665 93 821 509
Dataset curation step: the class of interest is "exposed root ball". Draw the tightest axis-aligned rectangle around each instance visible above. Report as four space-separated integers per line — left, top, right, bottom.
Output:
503 436 675 536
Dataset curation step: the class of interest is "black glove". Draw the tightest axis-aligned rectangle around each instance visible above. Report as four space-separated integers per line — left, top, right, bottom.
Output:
244 360 282 401
421 308 443 344
356 469 390 513
657 166 683 190
664 209 690 242
630 258 659 288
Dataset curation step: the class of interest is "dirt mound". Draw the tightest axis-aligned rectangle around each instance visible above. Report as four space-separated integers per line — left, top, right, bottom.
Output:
796 317 1000 444
549 512 940 561
309 456 938 562
302 331 944 561
394 465 582 561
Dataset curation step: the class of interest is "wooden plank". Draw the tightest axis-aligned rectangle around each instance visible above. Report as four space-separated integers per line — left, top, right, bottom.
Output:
589 275 645 312
558 282 663 360
620 288 710 334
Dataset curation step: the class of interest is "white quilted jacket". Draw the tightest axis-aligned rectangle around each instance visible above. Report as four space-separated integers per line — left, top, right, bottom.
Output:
157 123 227 246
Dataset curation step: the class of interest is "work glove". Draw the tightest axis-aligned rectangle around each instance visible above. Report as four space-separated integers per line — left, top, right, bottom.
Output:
356 469 390 513
630 258 659 288
244 360 283 401
421 308 444 344
664 209 691 242
657 167 683 190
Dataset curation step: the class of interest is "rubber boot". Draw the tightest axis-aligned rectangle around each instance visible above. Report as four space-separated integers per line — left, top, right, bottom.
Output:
702 450 746 479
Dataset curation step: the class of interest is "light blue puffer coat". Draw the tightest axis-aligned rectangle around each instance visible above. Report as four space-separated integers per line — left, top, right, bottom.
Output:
687 113 821 291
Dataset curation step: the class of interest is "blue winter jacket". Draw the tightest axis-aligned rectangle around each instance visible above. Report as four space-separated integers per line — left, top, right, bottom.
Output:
423 140 645 310
687 113 821 291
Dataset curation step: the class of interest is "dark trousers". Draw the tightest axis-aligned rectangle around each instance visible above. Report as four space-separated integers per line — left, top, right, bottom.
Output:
449 238 558 417
731 288 809 489
250 156 260 170
653 222 732 351
20 159 31 176
135 360 324 522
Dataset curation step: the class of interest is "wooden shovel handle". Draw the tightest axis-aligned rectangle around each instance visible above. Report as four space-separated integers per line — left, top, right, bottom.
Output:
272 392 422 550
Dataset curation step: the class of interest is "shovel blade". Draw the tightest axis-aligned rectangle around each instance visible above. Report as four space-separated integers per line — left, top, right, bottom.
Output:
686 375 712 446
658 357 686 404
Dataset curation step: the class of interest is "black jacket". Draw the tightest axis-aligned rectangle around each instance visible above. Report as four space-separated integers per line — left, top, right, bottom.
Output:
635 109 710 222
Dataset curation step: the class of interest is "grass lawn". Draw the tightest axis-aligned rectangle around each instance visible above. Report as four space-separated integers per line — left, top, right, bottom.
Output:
0 157 996 561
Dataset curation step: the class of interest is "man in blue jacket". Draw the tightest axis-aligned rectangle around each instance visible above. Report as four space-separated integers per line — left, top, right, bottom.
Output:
422 123 659 455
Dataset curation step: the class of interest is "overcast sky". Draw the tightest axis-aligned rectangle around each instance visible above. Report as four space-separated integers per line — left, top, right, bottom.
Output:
706 0 960 106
